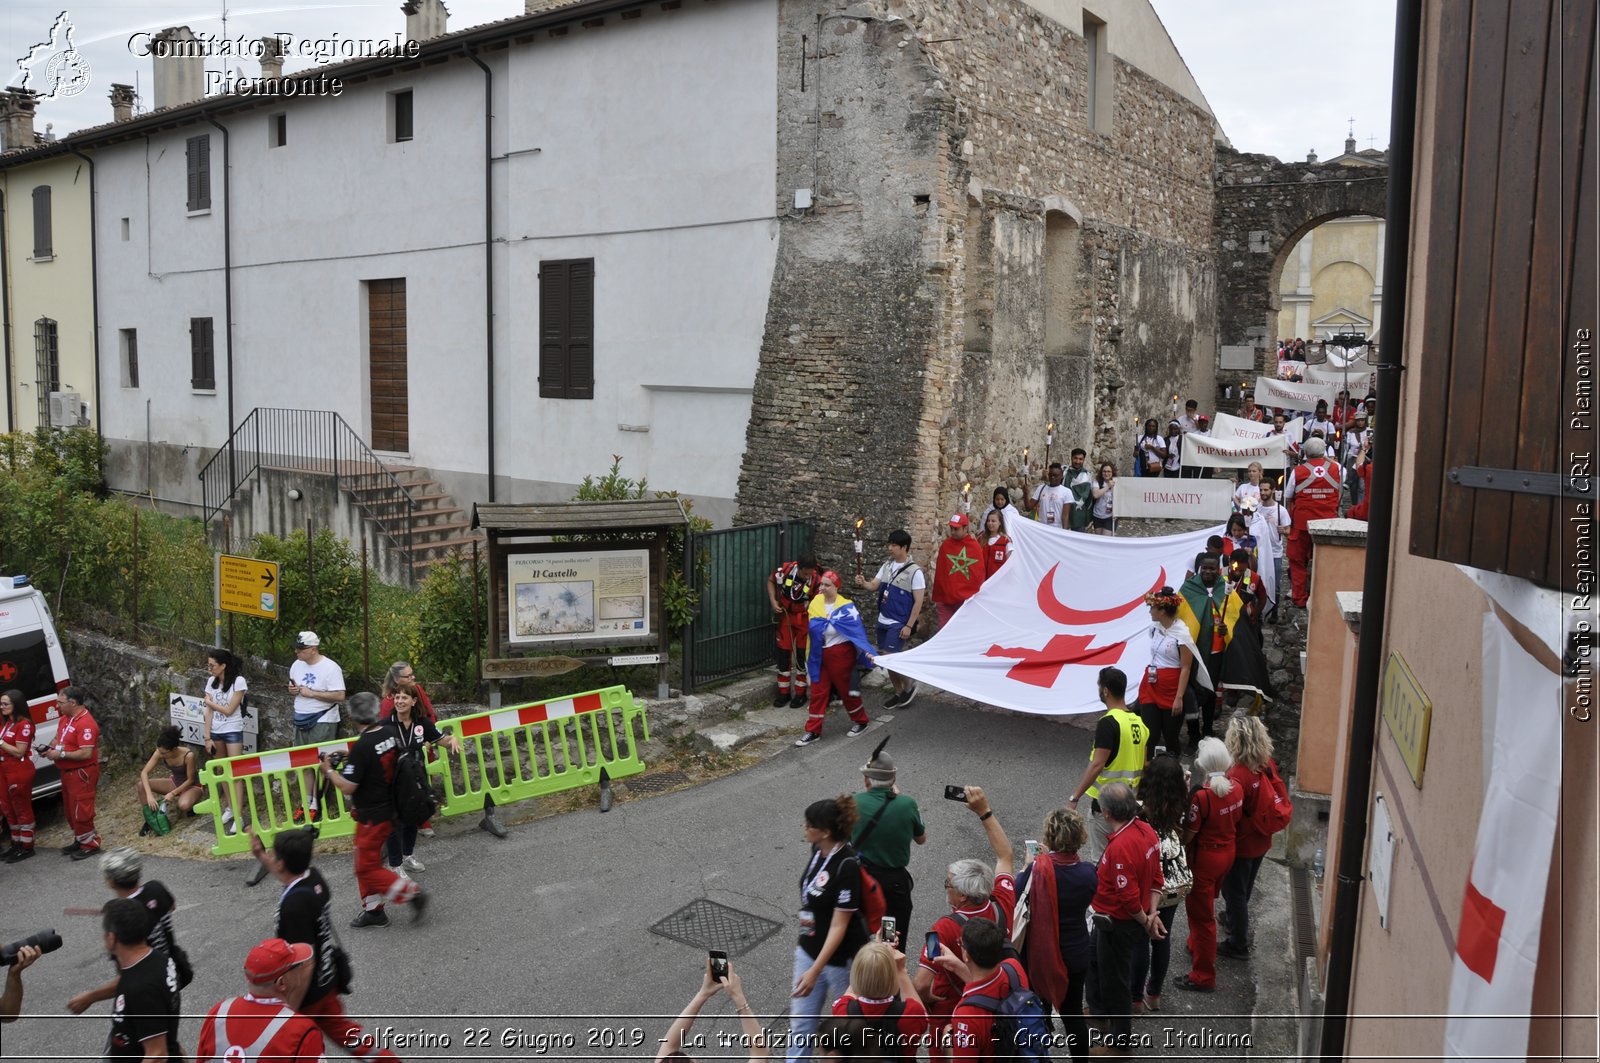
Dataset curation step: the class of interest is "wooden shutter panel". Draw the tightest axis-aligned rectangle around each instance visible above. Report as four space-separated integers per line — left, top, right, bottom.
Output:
32 186 51 258
566 260 594 400
539 262 569 398
188 136 211 211
191 318 215 389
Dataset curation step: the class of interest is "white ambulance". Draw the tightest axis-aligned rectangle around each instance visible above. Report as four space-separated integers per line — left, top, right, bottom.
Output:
0 574 71 799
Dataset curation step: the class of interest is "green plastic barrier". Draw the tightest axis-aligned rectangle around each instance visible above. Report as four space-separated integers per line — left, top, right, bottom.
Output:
191 685 650 856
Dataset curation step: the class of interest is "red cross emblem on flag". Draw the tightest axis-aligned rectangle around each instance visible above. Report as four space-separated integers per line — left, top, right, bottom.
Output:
983 567 1167 687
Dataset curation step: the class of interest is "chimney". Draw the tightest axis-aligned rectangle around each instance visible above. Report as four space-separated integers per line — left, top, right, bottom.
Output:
0 89 39 151
259 36 286 80
1306 148 1318 164
151 26 205 109
403 0 450 42
110 83 137 122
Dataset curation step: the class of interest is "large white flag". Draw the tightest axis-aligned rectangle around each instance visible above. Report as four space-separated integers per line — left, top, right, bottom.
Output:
1442 614 1563 1060
879 518 1217 715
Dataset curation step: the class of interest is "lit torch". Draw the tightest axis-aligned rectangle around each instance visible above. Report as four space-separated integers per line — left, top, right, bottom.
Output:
1044 421 1055 472
962 481 972 515
853 517 865 580
1020 446 1029 477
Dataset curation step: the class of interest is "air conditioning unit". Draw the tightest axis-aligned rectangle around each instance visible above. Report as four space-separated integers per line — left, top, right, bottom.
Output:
48 390 87 428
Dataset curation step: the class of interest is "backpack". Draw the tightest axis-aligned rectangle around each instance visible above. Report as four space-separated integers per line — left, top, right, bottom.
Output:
960 962 1053 1061
845 998 908 1055
850 857 888 936
1250 759 1292 836
392 750 438 829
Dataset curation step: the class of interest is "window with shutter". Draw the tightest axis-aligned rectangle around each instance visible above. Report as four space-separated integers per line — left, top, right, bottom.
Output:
34 318 58 427
121 329 140 388
391 90 414 143
190 317 216 390
31 185 52 258
187 135 211 211
538 258 595 400
1406 0 1594 593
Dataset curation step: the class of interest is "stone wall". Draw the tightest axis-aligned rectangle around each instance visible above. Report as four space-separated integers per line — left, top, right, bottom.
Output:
1213 146 1388 387
739 0 1218 575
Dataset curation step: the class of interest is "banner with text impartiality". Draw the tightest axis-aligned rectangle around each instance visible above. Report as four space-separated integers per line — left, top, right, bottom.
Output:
1181 431 1291 470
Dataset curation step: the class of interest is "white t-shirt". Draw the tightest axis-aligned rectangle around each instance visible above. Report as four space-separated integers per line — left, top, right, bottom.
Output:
1139 435 1167 471
290 656 345 725
1257 501 1291 550
1164 435 1183 474
1149 623 1184 669
1031 483 1073 527
1234 482 1262 509
206 674 248 736
818 599 853 648
1092 482 1114 520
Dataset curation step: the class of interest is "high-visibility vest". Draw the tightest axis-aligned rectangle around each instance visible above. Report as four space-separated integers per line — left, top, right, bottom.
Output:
1085 707 1147 800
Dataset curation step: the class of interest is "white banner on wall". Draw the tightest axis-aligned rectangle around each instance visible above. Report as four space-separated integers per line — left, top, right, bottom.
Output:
507 549 652 645
1256 375 1339 411
1115 477 1236 520
1181 431 1291 470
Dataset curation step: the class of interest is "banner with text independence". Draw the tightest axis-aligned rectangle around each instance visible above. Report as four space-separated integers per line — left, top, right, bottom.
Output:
877 517 1217 715
1256 375 1339 411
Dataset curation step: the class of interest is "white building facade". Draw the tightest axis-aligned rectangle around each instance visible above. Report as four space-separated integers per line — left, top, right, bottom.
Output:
82 0 777 526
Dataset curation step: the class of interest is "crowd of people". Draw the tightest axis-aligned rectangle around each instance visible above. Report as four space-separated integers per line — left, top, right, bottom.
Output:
652 677 1290 1062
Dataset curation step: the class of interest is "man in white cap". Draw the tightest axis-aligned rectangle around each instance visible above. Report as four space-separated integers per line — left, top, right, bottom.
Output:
288 631 345 822
195 938 327 1062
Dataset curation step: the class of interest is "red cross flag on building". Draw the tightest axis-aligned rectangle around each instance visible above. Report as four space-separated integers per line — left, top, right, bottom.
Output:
1442 615 1563 1061
876 517 1218 715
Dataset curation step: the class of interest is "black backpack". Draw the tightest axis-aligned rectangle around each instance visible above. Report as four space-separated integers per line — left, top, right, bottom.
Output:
959 963 1054 1061
845 998 909 1057
392 750 437 828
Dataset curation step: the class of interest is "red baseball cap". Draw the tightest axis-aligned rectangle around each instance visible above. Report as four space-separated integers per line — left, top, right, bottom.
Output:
244 938 313 984
949 514 969 527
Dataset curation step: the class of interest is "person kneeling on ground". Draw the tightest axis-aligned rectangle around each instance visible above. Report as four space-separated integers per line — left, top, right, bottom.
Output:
137 726 202 832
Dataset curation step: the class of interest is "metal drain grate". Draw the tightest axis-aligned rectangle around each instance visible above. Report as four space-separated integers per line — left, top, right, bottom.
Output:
624 770 690 793
649 898 783 957
1289 866 1318 962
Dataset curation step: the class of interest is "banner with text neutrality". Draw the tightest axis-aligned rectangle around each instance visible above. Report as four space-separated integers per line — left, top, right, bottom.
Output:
1115 477 1236 520
1181 431 1291 470
1256 375 1340 411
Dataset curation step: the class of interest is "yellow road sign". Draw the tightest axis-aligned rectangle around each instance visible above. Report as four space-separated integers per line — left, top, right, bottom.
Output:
215 553 280 619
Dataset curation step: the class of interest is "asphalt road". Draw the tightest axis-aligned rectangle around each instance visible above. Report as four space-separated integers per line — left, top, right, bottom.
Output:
0 687 1279 1061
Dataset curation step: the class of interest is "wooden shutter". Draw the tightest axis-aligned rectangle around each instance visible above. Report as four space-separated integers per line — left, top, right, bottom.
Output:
1407 0 1595 593
187 135 211 211
31 185 51 258
367 279 409 451
124 329 139 388
538 259 595 400
190 318 215 389
393 91 414 142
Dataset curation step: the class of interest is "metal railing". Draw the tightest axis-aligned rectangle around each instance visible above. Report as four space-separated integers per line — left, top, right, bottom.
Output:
198 408 416 571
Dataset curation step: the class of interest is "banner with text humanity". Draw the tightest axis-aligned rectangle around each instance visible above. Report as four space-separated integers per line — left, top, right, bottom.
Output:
1115 477 1236 520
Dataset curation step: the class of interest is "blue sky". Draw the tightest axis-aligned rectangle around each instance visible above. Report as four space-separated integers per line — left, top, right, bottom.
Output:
3 0 1394 160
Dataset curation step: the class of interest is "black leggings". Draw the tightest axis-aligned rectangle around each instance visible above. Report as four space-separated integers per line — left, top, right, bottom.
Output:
1139 688 1193 756
1054 962 1091 1060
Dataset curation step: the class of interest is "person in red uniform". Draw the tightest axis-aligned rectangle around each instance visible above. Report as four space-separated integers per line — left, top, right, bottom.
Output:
45 687 101 859
980 510 1010 577
317 692 428 929
196 938 327 1063
0 689 37 861
831 940 930 1058
1177 737 1243 992
936 918 1033 1062
1221 715 1279 959
1283 436 1343 607
768 554 819 707
932 515 986 629
1084 780 1164 1057
914 786 1014 1060
249 826 402 1062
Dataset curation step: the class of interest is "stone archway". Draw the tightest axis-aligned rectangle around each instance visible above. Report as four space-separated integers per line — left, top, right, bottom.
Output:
1213 147 1388 373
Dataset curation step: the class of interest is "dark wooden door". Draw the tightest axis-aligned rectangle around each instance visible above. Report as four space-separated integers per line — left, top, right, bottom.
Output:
368 279 408 452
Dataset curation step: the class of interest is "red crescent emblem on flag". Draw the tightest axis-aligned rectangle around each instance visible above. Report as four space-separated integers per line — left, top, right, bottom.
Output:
1035 566 1167 625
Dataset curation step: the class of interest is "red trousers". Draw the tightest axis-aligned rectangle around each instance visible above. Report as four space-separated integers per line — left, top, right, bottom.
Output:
0 760 36 848
60 763 100 847
776 608 810 695
354 818 418 911
301 992 401 1061
805 643 869 736
1184 844 1235 988
1287 527 1315 606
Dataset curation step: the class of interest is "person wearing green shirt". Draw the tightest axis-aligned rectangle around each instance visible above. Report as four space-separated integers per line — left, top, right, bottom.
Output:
851 740 926 946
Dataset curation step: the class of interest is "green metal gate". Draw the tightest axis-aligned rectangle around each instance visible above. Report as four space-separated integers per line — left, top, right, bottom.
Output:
682 519 813 693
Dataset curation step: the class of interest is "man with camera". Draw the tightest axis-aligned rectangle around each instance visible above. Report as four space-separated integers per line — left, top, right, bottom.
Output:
317 692 428 929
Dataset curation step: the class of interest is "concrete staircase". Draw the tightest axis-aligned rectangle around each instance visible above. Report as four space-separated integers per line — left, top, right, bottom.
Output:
348 465 483 580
